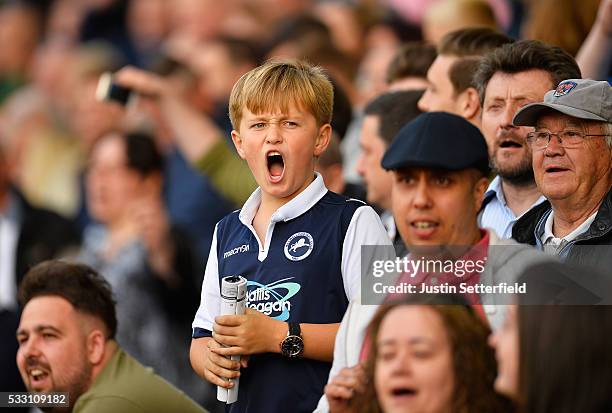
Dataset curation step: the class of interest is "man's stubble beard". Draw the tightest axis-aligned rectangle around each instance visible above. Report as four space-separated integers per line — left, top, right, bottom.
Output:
491 151 535 186
491 130 536 187
40 357 92 413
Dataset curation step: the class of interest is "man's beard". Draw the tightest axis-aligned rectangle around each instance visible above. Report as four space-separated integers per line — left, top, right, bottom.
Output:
491 153 534 186
491 131 535 187
38 360 92 413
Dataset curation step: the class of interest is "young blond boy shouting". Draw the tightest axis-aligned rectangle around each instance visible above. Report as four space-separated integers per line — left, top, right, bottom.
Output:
190 60 390 412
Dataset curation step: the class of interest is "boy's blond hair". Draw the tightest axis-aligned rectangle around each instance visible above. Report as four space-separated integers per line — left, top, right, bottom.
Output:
229 59 334 130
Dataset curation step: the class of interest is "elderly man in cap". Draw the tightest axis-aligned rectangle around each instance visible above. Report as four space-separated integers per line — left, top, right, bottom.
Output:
316 112 550 413
512 79 612 265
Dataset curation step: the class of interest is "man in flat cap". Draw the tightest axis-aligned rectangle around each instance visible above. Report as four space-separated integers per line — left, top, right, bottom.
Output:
316 112 550 413
512 79 612 266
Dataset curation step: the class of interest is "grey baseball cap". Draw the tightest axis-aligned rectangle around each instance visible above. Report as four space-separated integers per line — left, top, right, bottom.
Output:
513 79 612 126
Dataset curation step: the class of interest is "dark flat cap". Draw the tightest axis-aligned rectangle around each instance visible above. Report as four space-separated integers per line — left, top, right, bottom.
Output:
381 112 490 174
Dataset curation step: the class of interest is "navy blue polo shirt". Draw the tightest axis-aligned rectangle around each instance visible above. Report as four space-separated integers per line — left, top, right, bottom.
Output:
193 174 390 413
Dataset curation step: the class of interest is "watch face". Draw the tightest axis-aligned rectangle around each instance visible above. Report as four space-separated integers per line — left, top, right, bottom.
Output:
281 335 304 357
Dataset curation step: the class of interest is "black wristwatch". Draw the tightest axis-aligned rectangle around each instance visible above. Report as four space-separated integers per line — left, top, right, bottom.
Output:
280 322 304 358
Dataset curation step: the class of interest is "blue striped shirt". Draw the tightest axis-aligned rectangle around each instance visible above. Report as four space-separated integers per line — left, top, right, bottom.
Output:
478 176 547 239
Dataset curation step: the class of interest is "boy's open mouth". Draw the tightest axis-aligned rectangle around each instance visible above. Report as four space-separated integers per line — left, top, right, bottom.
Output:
266 151 285 182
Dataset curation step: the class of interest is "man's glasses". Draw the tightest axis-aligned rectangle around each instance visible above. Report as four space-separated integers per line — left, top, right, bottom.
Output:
526 130 610 149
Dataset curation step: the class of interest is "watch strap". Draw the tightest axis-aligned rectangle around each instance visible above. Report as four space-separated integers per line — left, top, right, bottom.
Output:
288 321 301 337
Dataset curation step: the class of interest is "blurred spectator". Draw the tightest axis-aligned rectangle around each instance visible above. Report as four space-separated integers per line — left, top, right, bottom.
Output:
169 0 232 44
316 132 366 202
386 42 436 91
340 42 398 184
78 0 134 65
356 90 423 257
522 0 601 56
0 41 79 217
45 0 85 43
474 40 582 239
354 44 398 110
65 42 125 151
316 133 345 195
576 0 612 80
1 42 124 222
0 138 80 396
423 0 499 45
418 28 513 128
125 0 170 69
104 53 222 252
328 294 512 413
188 37 259 135
342 41 434 186
490 262 612 412
135 58 238 256
313 2 365 60
78 131 206 402
0 2 42 104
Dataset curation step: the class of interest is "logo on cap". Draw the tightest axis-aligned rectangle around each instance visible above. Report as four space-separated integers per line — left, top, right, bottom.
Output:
284 232 314 261
553 81 577 97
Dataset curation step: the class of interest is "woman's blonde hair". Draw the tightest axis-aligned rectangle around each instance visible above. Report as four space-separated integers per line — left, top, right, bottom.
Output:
229 59 334 130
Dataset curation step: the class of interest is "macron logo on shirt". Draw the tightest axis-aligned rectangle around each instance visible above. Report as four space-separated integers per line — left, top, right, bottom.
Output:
223 243 250 259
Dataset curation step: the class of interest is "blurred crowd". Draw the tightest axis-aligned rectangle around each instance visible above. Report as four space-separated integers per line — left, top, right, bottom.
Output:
1 0 611 411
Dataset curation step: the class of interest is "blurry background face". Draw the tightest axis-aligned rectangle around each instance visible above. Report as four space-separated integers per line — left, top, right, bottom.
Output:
57 44 125 151
312 2 362 59
127 0 169 47
418 56 461 114
29 42 75 109
0 5 40 75
356 115 393 209
489 305 519 399
16 296 91 399
46 0 83 43
170 0 228 41
70 75 124 151
355 46 397 108
480 70 553 185
191 41 253 105
391 168 487 247
375 305 454 413
86 135 143 225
